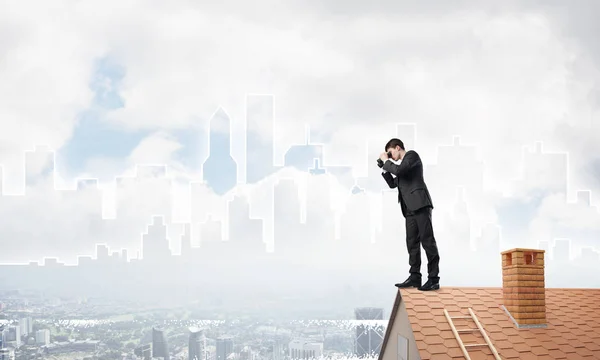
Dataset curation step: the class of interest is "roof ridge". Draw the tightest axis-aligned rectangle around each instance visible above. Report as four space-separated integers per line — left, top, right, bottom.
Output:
397 286 600 290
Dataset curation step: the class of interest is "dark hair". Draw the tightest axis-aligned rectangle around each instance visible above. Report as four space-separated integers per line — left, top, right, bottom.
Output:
385 138 405 151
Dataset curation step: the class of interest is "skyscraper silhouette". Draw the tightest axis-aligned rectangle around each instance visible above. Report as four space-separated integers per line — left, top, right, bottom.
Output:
216 336 233 360
227 194 265 256
425 136 483 209
96 244 109 261
376 189 405 263
497 141 569 248
305 160 335 258
396 123 417 150
477 223 501 256
142 216 171 262
551 189 600 249
75 178 103 222
180 224 192 258
202 108 237 195
188 327 205 360
246 95 275 184
354 307 384 358
308 159 326 175
360 136 387 192
0 166 4 196
447 186 471 249
339 184 372 261
152 327 170 360
283 125 323 172
519 141 568 196
24 145 55 191
116 165 172 225
579 247 600 265
273 178 304 258
538 240 551 255
577 190 592 206
553 238 571 263
199 215 224 262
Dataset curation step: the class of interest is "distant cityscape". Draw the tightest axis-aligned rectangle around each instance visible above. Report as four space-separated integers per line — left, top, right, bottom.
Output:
0 295 385 360
0 97 598 278
1 96 600 360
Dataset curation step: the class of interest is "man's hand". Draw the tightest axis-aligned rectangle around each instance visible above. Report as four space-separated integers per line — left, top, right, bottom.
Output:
379 152 389 162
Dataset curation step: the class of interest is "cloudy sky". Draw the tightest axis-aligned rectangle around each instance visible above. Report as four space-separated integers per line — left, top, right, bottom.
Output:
1 0 599 281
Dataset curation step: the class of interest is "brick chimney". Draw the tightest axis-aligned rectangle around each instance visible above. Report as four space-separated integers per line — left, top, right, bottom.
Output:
501 248 546 327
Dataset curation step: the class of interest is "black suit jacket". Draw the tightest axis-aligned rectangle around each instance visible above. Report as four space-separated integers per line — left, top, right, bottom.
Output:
381 150 433 217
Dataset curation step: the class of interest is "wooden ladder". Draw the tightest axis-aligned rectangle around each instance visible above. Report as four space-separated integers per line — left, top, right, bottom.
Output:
443 308 501 360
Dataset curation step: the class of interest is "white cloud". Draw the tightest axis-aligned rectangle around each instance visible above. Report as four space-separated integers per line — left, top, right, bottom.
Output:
533 192 600 230
104 7 589 196
0 179 111 263
0 1 102 192
2 1 598 190
2 1 600 288
128 132 183 165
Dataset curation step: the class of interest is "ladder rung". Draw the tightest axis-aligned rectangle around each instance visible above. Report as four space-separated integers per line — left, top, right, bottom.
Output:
444 308 502 360
457 328 479 333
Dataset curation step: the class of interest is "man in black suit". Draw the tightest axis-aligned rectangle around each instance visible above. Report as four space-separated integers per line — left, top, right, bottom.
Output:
379 138 440 291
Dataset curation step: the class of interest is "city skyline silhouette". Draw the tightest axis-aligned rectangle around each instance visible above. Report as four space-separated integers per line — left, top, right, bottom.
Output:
0 96 599 297
0 0 599 314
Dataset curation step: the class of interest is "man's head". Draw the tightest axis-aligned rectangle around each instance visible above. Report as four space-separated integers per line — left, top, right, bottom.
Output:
385 138 406 161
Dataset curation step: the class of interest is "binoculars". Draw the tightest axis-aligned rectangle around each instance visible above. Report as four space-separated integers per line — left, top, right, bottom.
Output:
376 152 392 168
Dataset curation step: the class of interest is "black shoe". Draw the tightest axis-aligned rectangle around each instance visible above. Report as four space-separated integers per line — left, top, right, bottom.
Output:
395 277 421 288
418 279 440 291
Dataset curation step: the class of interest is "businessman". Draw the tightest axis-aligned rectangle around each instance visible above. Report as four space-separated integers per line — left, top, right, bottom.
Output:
379 138 440 291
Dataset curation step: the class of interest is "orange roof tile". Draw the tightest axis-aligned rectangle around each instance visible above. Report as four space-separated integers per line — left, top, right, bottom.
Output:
379 287 600 360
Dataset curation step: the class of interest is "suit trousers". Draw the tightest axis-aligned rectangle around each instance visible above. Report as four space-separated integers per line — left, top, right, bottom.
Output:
405 206 440 282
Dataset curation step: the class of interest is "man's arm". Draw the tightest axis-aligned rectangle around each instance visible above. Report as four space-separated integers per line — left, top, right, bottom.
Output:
381 172 397 188
381 151 421 178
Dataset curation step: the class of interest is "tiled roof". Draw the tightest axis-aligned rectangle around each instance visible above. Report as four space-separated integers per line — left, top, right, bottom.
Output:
379 287 600 360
